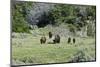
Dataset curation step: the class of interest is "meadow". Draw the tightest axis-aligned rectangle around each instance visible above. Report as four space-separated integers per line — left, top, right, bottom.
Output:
12 28 96 65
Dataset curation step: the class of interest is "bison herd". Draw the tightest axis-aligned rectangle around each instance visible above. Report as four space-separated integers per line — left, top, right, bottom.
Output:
40 31 76 44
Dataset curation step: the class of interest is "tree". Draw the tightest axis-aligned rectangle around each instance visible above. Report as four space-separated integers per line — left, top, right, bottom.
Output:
12 1 33 33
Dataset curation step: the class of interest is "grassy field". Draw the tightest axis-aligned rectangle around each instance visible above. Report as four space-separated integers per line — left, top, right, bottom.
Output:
12 28 96 65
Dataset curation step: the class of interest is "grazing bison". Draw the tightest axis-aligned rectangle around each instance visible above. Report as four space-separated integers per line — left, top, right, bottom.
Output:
73 38 75 44
68 37 71 44
40 36 46 44
53 34 60 44
48 32 53 38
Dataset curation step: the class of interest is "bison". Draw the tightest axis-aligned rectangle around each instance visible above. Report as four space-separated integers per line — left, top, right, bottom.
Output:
48 31 53 38
40 36 46 44
53 34 60 44
73 38 75 44
68 37 71 44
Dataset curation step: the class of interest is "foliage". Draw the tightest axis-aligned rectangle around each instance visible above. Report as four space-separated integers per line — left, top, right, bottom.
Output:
12 2 33 33
49 4 96 27
12 2 96 37
49 4 76 25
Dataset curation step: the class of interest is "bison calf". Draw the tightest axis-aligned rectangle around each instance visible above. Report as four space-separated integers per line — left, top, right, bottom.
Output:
53 34 60 44
48 32 53 38
68 37 71 44
73 38 75 44
40 36 46 44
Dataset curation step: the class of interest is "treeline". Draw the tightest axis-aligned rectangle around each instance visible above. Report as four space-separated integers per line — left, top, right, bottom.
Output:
50 4 96 26
12 1 96 35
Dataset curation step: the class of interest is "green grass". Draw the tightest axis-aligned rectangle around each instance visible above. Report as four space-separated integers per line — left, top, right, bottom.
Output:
12 29 96 65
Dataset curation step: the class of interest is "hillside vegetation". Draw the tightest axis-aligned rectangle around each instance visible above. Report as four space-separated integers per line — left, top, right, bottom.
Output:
12 1 96 37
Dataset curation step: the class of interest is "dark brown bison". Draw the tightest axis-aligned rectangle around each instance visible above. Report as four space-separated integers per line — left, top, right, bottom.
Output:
73 38 75 44
40 36 46 44
48 32 53 38
53 34 60 44
68 37 71 44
